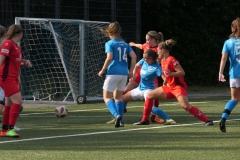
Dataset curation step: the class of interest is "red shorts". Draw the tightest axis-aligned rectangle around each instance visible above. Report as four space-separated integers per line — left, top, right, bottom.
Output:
0 78 20 97
134 66 159 87
162 85 187 99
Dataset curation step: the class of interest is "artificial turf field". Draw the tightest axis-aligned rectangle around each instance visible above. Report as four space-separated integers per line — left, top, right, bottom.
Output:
1 95 240 160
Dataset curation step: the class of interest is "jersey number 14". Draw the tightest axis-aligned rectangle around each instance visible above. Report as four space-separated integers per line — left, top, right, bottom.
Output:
118 47 128 62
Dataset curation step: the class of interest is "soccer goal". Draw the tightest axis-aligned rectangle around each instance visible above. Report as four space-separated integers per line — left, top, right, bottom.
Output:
15 17 109 104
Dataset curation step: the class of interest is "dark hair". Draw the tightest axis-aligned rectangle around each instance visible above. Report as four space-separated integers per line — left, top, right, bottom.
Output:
230 17 240 38
143 49 158 62
100 22 121 38
0 25 6 38
158 39 176 51
147 31 164 43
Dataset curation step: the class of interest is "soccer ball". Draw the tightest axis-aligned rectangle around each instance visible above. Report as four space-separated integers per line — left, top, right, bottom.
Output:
55 105 68 118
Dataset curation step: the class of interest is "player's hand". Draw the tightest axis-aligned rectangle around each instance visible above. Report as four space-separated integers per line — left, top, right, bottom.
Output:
98 70 104 77
22 59 32 68
219 73 226 82
129 42 135 46
164 69 171 77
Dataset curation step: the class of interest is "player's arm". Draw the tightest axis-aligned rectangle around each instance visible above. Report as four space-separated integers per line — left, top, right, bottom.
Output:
128 51 137 80
0 55 6 66
21 59 32 68
98 52 112 77
219 53 228 82
129 42 143 50
166 63 185 77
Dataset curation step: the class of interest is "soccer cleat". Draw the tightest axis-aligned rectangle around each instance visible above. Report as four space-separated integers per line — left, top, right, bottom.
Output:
133 120 150 125
164 119 177 125
205 120 214 126
0 131 7 137
6 129 19 138
219 120 226 132
14 126 20 131
120 122 124 127
106 117 116 124
151 116 165 124
115 115 121 128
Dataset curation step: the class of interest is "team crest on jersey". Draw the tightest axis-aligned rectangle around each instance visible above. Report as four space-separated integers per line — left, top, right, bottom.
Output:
148 66 155 71
1 49 9 54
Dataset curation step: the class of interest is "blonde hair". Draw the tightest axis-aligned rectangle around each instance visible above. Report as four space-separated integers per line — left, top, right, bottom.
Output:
100 22 121 38
230 17 240 38
158 39 176 51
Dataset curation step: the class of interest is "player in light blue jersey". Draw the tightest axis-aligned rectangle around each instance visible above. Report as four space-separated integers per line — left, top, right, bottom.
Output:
121 49 176 125
98 22 136 128
219 17 240 132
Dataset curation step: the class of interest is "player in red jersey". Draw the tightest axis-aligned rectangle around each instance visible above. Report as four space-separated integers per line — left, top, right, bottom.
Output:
0 24 32 138
135 39 214 125
106 31 165 124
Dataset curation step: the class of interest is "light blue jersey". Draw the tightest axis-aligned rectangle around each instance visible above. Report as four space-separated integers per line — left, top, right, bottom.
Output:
222 37 240 78
105 38 133 75
138 59 162 91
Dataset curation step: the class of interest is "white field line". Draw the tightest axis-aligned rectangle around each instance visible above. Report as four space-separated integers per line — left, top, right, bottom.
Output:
0 119 240 144
0 99 232 144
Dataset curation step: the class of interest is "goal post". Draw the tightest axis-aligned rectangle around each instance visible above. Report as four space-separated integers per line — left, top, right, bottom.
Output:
15 17 109 104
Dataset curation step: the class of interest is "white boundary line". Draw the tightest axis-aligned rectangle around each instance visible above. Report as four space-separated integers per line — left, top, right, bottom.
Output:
0 99 234 144
0 119 240 144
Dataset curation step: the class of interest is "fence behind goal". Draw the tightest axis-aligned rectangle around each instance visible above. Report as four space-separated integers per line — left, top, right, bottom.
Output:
16 17 109 104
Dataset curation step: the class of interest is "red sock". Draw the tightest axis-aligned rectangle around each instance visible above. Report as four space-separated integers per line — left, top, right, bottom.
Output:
2 106 10 132
188 106 210 123
142 97 153 121
9 103 21 127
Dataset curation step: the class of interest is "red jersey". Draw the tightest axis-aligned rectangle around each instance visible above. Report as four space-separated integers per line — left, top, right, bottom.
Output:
161 56 187 90
142 43 158 52
0 39 22 81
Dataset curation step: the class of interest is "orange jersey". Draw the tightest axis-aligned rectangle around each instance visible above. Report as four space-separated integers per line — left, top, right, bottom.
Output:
161 56 187 90
142 43 158 52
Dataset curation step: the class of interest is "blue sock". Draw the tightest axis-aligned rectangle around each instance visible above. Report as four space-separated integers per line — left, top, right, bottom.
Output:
152 106 170 120
222 100 237 120
116 101 124 122
106 100 118 118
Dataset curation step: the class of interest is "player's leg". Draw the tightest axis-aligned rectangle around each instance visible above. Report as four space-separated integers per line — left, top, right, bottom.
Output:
219 80 240 132
174 86 213 126
113 75 128 127
134 87 168 125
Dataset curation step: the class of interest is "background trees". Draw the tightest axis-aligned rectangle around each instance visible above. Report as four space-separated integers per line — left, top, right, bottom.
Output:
141 0 240 86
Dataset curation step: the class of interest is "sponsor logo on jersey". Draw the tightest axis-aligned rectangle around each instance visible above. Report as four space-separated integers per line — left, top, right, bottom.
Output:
1 49 9 54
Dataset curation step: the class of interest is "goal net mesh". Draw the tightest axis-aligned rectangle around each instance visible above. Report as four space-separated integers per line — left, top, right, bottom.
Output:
16 18 109 103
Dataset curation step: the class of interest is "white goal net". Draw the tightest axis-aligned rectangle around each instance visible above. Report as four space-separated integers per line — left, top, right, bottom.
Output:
15 17 109 104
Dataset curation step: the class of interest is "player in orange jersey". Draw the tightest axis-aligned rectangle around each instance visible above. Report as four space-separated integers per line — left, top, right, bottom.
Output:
135 39 214 126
